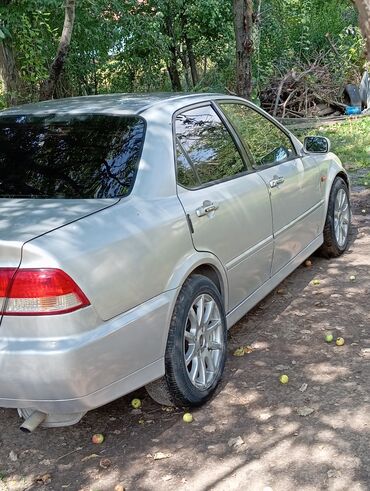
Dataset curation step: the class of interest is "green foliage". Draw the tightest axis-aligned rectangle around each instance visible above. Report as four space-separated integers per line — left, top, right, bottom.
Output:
0 0 366 106
294 118 370 171
255 0 363 88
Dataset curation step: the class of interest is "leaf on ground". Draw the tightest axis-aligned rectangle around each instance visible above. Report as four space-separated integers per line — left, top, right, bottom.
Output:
327 469 342 478
99 458 112 469
8 451 18 462
233 347 245 357
81 454 99 462
297 406 315 416
243 345 254 354
153 452 172 460
35 473 52 485
299 383 308 392
228 436 244 449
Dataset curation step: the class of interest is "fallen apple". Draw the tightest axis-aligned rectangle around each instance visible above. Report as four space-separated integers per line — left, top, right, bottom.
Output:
350 275 356 282
131 398 141 409
92 433 104 444
183 413 193 423
325 333 334 343
312 279 320 286
279 374 289 384
305 260 312 267
336 337 345 346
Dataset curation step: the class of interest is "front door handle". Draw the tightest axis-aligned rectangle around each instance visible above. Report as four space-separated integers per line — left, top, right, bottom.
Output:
269 176 285 188
196 200 219 217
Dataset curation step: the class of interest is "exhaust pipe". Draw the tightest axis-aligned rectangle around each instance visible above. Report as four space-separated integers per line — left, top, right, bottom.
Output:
20 411 47 433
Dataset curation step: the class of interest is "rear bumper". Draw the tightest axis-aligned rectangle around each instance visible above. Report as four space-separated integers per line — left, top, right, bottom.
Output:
0 289 178 414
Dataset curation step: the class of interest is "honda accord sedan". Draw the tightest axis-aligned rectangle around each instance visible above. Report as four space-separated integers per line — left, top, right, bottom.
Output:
0 93 350 429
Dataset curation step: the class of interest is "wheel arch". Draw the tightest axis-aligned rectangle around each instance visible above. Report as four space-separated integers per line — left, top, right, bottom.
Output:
323 166 350 220
336 171 350 189
189 264 225 302
165 252 229 312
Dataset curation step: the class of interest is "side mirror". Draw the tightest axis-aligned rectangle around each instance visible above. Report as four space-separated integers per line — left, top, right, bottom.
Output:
303 136 331 154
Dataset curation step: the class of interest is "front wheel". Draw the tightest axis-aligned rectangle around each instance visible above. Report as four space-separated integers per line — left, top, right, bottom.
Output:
146 275 227 407
319 177 351 258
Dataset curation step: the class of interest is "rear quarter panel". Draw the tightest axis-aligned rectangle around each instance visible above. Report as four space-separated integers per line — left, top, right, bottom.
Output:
20 195 194 321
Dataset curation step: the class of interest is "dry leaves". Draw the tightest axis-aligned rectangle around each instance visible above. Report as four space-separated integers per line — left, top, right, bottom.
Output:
297 406 315 417
233 346 254 357
153 452 172 461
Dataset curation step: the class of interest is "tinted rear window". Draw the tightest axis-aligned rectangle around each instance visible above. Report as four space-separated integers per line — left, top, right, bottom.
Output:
0 114 145 198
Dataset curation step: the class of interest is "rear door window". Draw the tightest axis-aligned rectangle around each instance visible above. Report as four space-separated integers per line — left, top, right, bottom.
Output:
0 114 145 198
175 105 247 188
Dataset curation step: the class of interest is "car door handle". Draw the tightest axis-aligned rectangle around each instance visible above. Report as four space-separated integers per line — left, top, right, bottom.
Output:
196 200 219 217
269 176 285 188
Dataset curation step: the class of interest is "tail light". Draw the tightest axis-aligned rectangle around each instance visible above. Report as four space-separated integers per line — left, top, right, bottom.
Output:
0 268 90 315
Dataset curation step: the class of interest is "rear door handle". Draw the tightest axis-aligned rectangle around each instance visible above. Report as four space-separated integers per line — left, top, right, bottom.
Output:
196 200 219 217
269 176 285 188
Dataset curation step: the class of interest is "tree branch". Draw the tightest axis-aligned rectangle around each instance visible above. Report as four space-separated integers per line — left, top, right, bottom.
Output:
39 0 76 100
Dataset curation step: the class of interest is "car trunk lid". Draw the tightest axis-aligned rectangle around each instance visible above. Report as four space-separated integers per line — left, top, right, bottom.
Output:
0 198 118 317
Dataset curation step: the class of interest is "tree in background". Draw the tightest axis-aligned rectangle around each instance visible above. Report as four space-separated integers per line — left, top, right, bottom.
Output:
233 0 254 98
0 0 366 108
39 0 76 100
0 0 21 105
353 0 370 60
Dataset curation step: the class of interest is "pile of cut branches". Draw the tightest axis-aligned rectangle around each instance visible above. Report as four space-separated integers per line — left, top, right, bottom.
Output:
260 62 347 118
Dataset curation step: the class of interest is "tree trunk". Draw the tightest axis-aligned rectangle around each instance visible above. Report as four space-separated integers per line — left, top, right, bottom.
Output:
233 0 254 98
179 49 192 89
185 35 199 86
167 52 182 91
164 14 182 91
39 0 76 101
353 0 370 60
0 39 22 106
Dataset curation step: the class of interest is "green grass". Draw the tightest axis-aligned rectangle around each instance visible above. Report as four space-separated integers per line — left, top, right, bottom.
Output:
294 117 370 172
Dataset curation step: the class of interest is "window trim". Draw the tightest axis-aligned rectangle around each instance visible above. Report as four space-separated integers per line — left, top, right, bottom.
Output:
215 99 300 170
176 136 202 187
172 102 253 191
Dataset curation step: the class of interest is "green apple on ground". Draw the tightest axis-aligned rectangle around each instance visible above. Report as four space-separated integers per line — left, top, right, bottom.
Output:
325 333 334 343
183 413 193 423
131 398 141 409
279 374 289 384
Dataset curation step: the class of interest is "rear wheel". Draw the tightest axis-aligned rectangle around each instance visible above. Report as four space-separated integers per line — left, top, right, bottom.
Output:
146 275 227 407
319 177 350 258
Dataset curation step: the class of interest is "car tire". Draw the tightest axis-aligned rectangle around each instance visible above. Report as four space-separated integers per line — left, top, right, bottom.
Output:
146 274 227 407
319 177 351 258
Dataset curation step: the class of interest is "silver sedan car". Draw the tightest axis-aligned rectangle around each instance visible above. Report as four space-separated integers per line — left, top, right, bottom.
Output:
0 93 350 430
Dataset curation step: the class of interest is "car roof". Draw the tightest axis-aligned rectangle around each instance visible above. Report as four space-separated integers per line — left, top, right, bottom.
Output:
0 92 243 117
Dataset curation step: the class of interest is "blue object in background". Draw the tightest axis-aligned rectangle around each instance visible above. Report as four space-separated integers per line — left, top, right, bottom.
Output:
345 105 362 115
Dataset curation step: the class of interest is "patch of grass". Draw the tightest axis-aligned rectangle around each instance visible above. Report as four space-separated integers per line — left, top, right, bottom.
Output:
294 117 370 171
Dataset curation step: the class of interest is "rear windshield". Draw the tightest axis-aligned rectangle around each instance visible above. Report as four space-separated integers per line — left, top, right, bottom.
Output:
0 114 145 198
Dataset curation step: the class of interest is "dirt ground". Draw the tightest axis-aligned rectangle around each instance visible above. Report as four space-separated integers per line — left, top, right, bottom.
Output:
0 187 369 491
